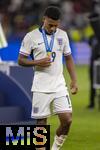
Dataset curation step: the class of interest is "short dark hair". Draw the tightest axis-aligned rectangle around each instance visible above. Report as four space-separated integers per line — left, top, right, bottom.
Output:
44 6 61 20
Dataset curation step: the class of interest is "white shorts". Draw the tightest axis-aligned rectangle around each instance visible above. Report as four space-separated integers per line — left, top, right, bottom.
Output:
31 91 72 119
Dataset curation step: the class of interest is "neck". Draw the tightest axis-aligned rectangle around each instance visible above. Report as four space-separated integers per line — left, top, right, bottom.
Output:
42 26 54 35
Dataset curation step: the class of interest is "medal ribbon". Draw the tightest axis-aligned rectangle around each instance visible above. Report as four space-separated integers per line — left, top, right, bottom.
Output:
41 28 54 53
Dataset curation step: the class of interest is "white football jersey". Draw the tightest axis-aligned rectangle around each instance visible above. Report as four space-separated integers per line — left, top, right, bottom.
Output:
19 27 71 93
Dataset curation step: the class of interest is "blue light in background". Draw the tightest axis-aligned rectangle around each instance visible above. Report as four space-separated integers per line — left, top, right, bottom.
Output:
0 39 21 62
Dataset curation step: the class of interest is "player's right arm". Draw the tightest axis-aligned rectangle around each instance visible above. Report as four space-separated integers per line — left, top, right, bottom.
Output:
18 54 51 67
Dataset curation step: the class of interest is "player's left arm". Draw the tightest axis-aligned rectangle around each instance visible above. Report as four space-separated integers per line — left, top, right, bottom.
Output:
64 54 78 94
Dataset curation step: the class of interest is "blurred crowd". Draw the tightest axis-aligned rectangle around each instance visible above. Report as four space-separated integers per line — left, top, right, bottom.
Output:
0 0 96 40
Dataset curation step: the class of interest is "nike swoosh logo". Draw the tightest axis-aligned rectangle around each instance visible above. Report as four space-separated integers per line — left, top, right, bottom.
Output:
38 42 44 45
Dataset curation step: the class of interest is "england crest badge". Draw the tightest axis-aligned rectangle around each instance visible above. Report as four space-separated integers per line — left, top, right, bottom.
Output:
57 38 63 46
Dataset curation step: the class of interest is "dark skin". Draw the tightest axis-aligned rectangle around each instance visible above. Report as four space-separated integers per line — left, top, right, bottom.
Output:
18 16 78 137
18 54 51 67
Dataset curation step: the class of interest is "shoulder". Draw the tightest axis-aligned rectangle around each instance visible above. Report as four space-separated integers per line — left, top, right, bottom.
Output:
57 28 68 37
27 28 40 37
24 28 40 41
56 28 69 43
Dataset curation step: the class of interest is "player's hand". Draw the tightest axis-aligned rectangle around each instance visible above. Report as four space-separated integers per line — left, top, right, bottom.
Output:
34 56 52 67
70 81 78 94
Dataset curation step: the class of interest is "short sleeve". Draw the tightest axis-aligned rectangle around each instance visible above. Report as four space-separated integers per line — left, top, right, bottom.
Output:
63 32 71 56
19 33 33 56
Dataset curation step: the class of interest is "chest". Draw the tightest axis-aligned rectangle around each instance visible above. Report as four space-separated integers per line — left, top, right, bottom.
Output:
33 34 64 58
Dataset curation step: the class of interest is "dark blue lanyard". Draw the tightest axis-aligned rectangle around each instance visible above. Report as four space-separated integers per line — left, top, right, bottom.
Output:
41 28 55 52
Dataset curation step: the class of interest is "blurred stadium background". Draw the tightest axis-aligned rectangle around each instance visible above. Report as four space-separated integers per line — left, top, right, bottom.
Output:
0 0 100 149
0 0 94 63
